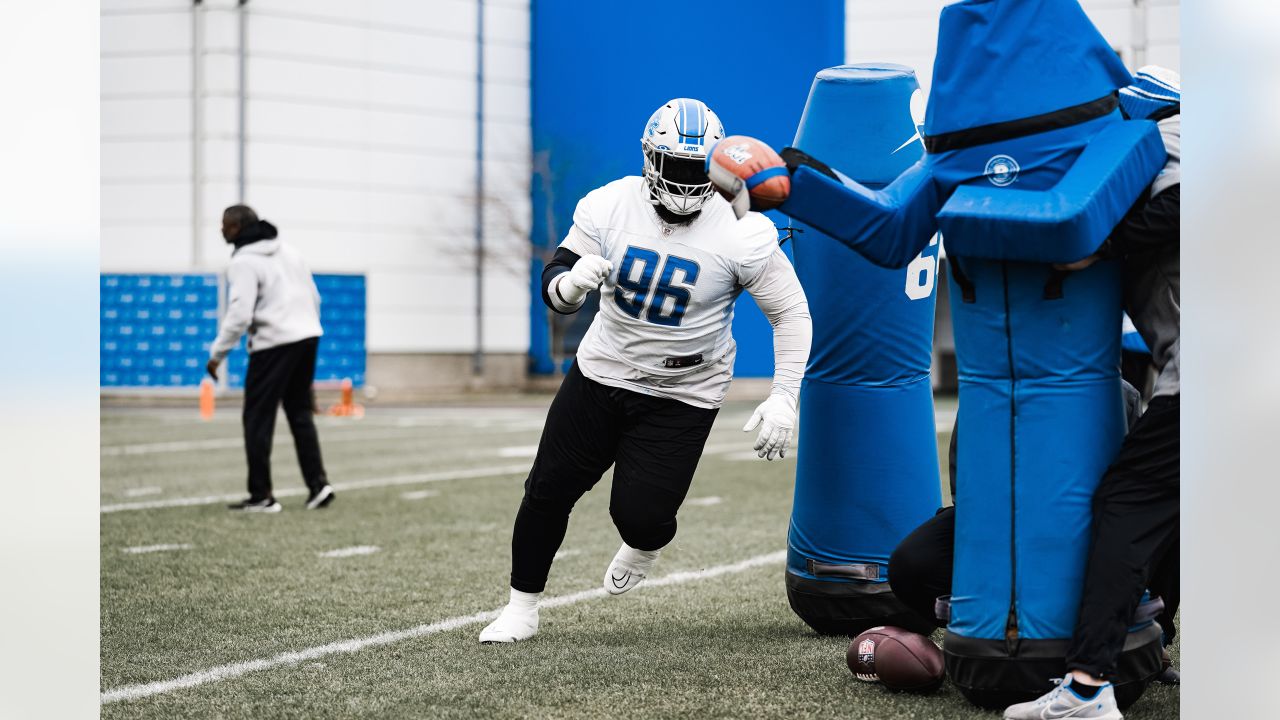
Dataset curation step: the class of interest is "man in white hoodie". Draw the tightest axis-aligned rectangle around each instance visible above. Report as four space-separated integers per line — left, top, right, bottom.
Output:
207 205 335 512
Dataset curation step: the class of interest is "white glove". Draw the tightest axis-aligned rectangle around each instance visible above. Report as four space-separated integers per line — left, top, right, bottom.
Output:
743 393 797 461
556 255 613 306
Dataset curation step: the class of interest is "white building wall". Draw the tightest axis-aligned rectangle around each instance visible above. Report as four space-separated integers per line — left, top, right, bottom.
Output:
101 0 531 355
845 0 1180 96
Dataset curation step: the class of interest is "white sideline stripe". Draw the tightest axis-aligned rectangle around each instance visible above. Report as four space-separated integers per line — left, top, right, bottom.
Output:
496 445 538 458
400 490 438 500
102 430 435 457
685 496 723 507
319 545 380 558
121 543 192 554
99 550 785 704
100 464 529 513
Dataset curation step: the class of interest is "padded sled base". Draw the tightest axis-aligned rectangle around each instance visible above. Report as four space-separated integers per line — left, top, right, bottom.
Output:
785 570 936 637
944 623 1163 710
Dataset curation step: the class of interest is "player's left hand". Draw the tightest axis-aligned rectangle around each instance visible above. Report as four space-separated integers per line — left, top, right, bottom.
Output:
206 358 220 380
743 393 797 461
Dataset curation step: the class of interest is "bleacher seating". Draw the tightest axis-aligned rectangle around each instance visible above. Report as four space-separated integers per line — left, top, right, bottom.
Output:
100 273 365 388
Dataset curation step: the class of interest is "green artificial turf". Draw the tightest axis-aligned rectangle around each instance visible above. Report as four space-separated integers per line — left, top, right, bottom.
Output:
100 399 1177 719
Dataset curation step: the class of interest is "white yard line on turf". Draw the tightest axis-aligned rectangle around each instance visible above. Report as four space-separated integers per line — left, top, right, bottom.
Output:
123 487 163 497
100 464 529 513
685 496 723 506
400 490 438 500
102 430 447 457
121 544 193 554
100 550 785 704
319 546 380 558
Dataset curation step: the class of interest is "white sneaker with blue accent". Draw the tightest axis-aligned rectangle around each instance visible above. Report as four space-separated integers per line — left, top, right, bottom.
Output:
1003 675 1123 720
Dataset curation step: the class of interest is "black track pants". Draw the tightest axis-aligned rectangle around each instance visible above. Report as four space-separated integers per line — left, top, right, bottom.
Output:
1068 394 1180 677
509 362 719 594
242 336 328 499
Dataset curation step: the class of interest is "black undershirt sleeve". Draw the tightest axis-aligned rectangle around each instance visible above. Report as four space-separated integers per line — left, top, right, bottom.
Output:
541 247 583 314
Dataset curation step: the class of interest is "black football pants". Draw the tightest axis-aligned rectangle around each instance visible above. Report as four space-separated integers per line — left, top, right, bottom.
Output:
889 396 1180 670
242 336 328 500
1068 394 1180 678
509 362 719 594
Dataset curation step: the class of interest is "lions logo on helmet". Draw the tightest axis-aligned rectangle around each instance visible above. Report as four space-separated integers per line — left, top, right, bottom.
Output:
641 98 725 216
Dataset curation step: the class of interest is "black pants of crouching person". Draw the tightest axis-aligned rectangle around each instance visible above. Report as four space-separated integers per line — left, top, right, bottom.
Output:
243 336 328 500
508 361 719 594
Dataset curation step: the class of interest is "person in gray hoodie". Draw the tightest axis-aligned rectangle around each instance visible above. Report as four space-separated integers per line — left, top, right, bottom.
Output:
207 205 334 512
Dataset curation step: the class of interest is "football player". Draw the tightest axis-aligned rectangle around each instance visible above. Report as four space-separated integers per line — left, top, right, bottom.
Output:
479 98 812 643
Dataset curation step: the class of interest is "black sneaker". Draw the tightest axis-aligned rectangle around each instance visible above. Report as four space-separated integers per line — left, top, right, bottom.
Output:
305 485 335 510
228 497 283 513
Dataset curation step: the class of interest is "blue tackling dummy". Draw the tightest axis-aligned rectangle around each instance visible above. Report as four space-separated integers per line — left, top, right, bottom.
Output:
783 64 943 637
771 0 1167 709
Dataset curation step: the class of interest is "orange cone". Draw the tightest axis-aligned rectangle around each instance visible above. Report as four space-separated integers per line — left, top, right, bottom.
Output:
326 378 364 418
199 378 215 420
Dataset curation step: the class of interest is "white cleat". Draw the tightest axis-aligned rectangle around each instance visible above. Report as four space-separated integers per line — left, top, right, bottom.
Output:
478 603 539 644
604 543 662 596
1003 675 1123 720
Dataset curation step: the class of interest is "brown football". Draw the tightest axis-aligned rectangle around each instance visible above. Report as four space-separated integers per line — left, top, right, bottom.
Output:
708 135 791 209
846 626 945 693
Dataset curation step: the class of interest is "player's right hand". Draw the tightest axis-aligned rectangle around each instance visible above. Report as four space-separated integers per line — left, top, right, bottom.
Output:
558 254 613 305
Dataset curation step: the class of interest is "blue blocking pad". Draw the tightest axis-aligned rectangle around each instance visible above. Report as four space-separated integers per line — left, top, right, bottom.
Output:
940 256 1162 711
924 0 1132 136
947 258 1126 642
782 162 939 270
938 119 1167 263
779 0 1164 267
783 64 942 636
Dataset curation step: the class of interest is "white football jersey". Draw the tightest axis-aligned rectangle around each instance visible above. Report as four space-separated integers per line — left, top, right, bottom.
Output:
560 175 785 408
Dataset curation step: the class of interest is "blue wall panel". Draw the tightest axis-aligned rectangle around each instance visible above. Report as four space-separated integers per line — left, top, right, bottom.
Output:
100 274 219 387
530 0 844 376
101 273 366 389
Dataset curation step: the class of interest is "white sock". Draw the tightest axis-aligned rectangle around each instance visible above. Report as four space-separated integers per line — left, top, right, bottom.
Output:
508 588 540 611
619 544 661 565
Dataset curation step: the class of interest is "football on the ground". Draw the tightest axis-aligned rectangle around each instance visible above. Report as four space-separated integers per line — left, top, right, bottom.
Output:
707 135 790 218
846 626 945 693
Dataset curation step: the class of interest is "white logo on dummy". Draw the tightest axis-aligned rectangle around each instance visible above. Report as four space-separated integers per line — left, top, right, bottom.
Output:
984 154 1020 187
893 88 928 155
